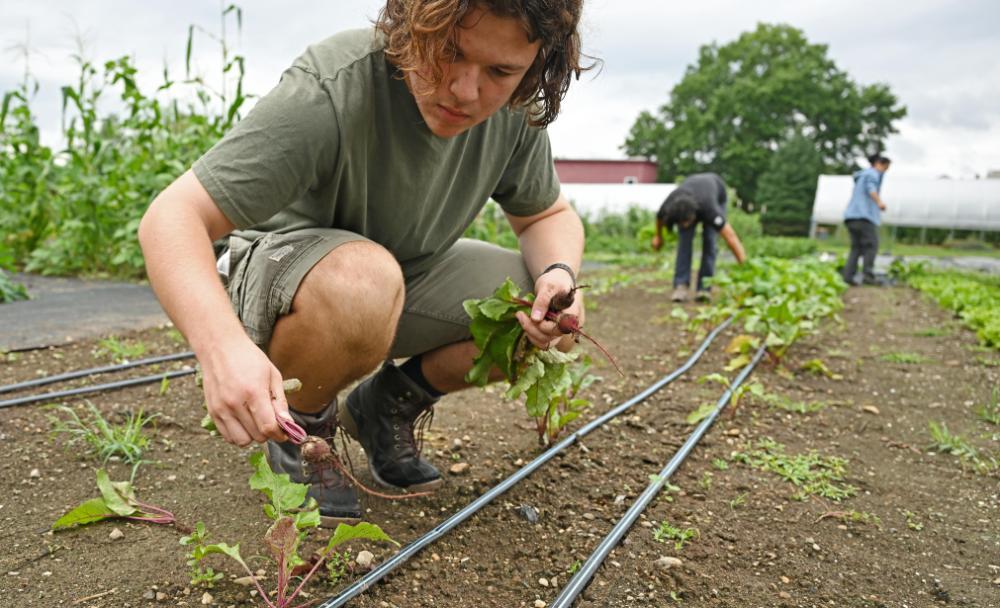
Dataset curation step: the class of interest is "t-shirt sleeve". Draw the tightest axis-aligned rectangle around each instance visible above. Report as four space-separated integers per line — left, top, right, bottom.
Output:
703 200 727 230
864 172 879 195
192 67 339 229
491 122 561 217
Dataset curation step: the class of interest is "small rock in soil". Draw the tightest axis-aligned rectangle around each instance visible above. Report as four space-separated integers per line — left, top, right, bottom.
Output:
234 576 255 586
449 462 470 475
518 504 540 524
539 577 549 587
201 591 213 605
534 600 546 608
144 590 155 600
109 527 124 540
655 556 682 570
29 468 40 479
156 592 167 601
356 550 375 570
862 405 881 415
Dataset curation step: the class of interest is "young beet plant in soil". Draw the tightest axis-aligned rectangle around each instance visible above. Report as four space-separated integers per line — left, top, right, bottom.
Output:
52 469 180 531
463 278 620 444
180 449 398 608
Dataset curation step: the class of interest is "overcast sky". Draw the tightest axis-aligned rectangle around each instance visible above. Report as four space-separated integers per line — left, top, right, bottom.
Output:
2 0 998 179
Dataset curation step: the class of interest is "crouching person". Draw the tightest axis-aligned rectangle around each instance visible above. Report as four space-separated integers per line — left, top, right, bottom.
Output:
138 0 589 527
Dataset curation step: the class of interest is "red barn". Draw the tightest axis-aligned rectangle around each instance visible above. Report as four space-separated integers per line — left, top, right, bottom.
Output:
554 158 659 184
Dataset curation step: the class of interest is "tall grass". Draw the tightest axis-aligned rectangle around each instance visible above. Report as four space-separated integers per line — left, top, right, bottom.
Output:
0 5 247 278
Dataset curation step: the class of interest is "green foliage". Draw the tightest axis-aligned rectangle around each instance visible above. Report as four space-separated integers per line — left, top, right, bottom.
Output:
0 268 28 302
879 352 931 365
711 458 729 471
183 453 397 608
0 7 247 277
902 509 924 531
179 522 225 588
47 402 159 466
744 236 818 259
800 358 842 379
652 521 699 551
707 257 846 361
757 136 824 235
975 389 1000 426
52 469 174 530
94 336 148 363
464 278 595 443
731 438 857 501
902 268 1000 349
928 421 997 474
623 23 906 205
760 393 826 414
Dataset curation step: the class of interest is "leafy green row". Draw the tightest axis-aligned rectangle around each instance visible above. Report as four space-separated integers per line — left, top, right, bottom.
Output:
902 270 1000 349
705 257 847 361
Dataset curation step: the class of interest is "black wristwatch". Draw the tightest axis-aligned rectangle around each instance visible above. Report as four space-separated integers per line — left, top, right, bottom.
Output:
541 262 576 287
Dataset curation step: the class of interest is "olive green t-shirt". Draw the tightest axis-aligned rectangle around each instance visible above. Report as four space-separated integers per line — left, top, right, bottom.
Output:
192 28 560 279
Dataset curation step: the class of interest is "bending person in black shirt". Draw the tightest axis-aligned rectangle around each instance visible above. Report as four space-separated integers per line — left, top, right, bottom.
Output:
651 173 747 302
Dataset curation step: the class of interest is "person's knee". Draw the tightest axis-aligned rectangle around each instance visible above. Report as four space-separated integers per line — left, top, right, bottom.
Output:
297 242 404 354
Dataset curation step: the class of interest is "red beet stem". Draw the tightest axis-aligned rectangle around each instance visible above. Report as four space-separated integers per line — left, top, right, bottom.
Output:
278 416 308 444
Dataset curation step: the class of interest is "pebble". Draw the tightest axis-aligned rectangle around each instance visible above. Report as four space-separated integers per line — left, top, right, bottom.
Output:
109 528 124 540
518 504 540 524
451 438 463 451
156 592 168 601
144 591 155 600
780 576 790 584
582 512 596 521
29 468 40 479
539 577 549 587
534 601 546 608
862 405 880 415
201 591 214 605
779 591 792 599
655 556 683 570
356 550 375 570
233 576 255 586
449 462 470 475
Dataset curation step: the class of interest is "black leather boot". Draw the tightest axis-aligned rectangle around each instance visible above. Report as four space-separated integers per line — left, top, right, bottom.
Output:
338 362 443 492
265 401 361 528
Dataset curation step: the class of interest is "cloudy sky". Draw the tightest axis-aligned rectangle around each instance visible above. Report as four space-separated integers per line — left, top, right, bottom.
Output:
2 0 998 179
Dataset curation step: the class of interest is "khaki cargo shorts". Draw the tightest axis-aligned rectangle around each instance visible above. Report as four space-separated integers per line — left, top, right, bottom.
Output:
219 228 533 358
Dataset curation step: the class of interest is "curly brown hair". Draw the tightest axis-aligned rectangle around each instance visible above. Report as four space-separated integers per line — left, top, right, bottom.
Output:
375 0 593 127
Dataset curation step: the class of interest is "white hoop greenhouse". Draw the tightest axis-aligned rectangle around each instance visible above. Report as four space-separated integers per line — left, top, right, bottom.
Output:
810 175 1000 236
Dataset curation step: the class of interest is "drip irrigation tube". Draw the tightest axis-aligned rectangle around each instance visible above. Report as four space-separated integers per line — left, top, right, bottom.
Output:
550 345 768 608
315 315 735 608
0 368 197 410
0 351 195 395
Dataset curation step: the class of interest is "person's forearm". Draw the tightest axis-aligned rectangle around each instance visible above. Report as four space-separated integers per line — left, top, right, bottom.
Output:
516 207 584 279
869 191 886 209
720 224 746 264
138 201 245 356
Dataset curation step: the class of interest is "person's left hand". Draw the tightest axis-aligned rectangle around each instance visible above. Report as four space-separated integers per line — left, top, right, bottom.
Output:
515 267 583 349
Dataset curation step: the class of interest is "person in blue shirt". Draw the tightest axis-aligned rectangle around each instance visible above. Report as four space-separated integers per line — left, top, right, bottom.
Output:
842 154 891 285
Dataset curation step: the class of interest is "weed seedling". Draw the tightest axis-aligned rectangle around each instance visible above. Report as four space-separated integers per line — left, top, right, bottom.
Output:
567 560 582 574
653 521 699 551
179 522 225 588
711 458 729 471
47 402 159 466
902 509 924 531
761 393 826 414
879 352 931 365
698 472 713 491
731 438 857 501
728 492 748 509
800 358 843 380
975 389 1000 426
94 336 147 362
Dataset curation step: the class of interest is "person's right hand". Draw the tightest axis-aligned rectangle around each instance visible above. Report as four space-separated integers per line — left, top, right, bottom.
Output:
651 234 663 251
199 335 292 447
879 202 887 211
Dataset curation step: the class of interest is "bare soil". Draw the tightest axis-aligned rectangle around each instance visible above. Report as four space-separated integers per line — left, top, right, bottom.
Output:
1 283 997 608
